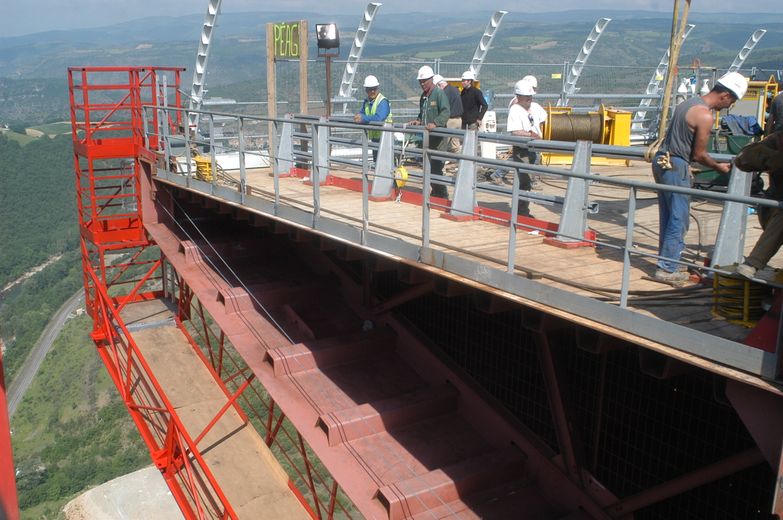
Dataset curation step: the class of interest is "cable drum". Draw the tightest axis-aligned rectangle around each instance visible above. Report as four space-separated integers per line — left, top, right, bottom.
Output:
548 112 604 142
712 273 771 326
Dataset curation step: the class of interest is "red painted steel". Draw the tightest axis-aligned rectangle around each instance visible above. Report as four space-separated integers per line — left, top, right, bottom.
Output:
0 350 20 520
69 67 244 519
174 285 352 518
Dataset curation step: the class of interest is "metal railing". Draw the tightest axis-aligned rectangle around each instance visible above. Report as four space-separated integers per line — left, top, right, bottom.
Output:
144 105 783 381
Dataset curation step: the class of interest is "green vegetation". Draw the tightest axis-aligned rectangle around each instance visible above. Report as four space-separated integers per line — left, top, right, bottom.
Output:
0 130 37 146
0 134 78 288
0 251 83 384
10 315 149 519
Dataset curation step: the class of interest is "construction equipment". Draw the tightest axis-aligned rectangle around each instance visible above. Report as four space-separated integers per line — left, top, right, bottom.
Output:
541 105 632 166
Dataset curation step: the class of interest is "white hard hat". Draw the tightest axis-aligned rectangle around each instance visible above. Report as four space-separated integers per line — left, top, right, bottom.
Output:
363 75 380 88
432 74 445 86
514 79 535 96
716 71 748 100
461 70 476 81
417 65 434 80
521 75 538 89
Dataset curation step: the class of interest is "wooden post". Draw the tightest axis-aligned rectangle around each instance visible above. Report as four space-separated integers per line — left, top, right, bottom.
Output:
265 22 277 141
299 20 308 114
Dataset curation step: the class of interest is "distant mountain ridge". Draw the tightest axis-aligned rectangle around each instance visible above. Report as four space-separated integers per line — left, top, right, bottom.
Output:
0 9 780 124
1 9 782 49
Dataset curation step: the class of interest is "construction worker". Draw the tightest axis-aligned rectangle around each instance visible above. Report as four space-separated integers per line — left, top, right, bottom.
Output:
460 70 487 130
490 79 541 217
354 75 391 163
520 75 547 139
409 65 450 199
766 90 783 135
734 131 783 278
652 71 748 283
433 74 463 157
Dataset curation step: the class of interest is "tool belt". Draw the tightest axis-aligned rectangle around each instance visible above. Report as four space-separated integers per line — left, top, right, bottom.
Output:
656 150 673 170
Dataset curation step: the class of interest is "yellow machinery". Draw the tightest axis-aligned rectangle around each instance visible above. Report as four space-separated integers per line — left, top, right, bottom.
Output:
712 272 772 327
540 105 632 166
193 155 226 182
731 74 778 132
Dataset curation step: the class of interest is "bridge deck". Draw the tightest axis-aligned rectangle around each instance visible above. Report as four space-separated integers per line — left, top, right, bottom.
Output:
232 162 777 342
153 158 782 384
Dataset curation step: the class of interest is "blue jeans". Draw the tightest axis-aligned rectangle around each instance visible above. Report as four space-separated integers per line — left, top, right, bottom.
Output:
653 155 691 272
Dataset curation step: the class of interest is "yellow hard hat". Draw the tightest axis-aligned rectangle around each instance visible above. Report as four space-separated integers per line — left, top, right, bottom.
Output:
394 166 408 188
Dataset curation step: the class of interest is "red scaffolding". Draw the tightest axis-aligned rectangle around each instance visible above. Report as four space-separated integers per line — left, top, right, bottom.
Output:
67 66 243 519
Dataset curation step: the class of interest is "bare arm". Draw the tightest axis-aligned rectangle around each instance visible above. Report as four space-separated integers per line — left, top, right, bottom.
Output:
511 128 541 139
689 105 730 174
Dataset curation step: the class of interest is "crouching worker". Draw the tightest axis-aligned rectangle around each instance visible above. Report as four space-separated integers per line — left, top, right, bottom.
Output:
734 131 783 278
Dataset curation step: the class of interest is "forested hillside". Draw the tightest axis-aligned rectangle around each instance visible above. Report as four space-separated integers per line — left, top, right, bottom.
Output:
0 134 78 287
0 131 146 518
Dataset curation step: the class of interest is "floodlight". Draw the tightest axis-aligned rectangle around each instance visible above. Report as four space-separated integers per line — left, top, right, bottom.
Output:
316 23 339 50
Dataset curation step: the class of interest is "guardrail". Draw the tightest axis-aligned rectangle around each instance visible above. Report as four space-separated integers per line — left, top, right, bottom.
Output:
144 105 783 381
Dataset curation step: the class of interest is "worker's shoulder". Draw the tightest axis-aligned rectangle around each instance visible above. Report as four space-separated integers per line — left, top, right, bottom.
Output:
685 102 712 124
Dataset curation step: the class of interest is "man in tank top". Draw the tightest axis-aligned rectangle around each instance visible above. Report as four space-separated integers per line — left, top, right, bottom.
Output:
652 71 748 283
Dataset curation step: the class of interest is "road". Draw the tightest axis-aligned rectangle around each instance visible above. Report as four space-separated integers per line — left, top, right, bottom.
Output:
6 289 84 418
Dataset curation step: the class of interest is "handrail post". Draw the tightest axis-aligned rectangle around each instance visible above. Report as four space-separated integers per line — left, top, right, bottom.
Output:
310 121 321 228
450 128 477 218
162 106 171 174
554 140 593 245
369 124 395 199
183 111 191 188
238 117 247 203
209 114 217 192
620 187 637 308
507 170 521 273
422 130 431 249
315 116 330 183
361 131 369 245
270 118 281 214
276 113 294 176
711 164 752 269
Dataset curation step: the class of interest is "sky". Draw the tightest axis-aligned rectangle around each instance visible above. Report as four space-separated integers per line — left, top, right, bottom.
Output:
3 0 781 38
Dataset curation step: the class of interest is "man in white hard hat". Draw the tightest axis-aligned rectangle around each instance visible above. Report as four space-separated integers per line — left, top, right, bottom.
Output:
652 71 748 283
459 70 487 130
489 79 541 217
409 65 451 199
519 75 547 133
506 76 547 164
354 75 392 163
433 74 463 156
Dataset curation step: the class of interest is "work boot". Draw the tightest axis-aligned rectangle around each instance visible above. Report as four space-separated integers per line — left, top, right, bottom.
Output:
654 269 690 283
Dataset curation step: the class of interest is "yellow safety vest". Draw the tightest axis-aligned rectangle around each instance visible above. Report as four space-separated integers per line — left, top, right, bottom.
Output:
363 93 392 140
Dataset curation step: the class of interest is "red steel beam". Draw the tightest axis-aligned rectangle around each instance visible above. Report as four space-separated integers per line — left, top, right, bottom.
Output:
0 350 19 520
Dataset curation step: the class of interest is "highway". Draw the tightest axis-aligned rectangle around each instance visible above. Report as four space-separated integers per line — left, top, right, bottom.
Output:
6 289 84 418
